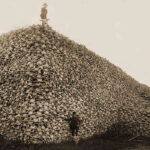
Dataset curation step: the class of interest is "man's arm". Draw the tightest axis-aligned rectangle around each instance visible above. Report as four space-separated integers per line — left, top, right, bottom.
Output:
59 117 71 122
65 118 71 122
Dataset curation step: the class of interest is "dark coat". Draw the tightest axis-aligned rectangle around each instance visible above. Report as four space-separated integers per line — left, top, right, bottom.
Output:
65 115 81 129
40 7 47 19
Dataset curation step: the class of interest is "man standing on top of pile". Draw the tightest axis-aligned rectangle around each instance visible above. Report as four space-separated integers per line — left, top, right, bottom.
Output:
40 3 48 26
64 112 82 137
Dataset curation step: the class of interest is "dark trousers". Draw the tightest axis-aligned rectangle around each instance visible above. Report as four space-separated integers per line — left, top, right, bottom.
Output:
70 127 79 136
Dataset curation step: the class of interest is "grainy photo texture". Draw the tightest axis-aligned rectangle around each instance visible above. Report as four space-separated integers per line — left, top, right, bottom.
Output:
0 1 150 150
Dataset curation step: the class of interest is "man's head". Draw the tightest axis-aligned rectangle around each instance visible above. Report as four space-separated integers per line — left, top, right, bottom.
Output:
72 112 76 116
43 3 47 8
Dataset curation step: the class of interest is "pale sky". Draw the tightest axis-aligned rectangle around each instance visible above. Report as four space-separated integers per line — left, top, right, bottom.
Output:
0 0 150 86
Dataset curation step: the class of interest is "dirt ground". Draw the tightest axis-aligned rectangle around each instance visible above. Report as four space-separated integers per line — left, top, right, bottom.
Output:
0 135 149 150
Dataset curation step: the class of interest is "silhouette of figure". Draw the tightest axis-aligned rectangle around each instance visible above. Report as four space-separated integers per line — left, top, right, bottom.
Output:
40 3 48 26
64 112 81 136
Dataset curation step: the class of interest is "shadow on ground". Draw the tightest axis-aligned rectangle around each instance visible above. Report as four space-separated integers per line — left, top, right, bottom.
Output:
0 123 150 150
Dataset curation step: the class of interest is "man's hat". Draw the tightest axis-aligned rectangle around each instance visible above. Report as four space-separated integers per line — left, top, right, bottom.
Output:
43 3 48 7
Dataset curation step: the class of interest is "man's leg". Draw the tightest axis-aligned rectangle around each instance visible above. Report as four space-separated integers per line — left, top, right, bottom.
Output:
72 129 75 136
42 19 48 26
74 128 79 144
70 128 75 136
75 127 79 136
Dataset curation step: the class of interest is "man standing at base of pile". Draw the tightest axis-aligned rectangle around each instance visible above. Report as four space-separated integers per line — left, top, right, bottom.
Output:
64 112 82 137
40 3 48 26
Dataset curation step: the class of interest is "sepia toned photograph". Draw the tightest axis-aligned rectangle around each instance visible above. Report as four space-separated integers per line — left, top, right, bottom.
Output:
0 0 150 150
